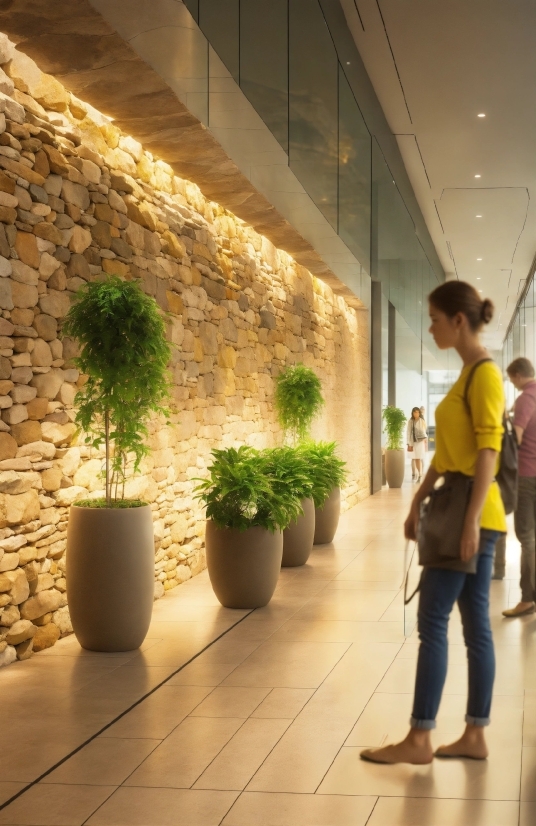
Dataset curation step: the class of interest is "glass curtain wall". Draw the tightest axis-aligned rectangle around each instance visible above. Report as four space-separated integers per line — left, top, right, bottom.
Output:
502 276 536 408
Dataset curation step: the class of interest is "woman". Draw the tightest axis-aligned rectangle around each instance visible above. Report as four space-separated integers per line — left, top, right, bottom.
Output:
361 281 506 765
407 407 427 481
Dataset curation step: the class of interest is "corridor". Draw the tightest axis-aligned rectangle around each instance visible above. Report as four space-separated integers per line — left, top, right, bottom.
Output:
0 485 534 826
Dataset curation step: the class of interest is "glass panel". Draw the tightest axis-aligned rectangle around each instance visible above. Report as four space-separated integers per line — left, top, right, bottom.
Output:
289 0 338 229
240 0 288 152
199 0 239 82
338 66 371 273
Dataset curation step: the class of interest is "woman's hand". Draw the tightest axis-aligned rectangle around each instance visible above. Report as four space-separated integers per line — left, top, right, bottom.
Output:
460 517 480 562
404 501 420 541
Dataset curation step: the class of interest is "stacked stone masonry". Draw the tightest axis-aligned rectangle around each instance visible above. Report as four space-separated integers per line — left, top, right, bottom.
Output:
0 34 370 667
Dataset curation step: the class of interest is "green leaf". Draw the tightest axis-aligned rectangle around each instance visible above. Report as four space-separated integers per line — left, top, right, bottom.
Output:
274 363 324 444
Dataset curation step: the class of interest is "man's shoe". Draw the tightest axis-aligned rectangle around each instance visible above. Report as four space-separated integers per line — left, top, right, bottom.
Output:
502 602 535 617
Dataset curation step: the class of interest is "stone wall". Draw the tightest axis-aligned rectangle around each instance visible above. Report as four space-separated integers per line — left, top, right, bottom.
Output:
0 35 370 667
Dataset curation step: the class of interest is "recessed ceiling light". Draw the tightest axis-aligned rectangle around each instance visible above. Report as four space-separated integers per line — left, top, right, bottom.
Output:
477 277 481 280
346 61 350 65
476 214 482 218
478 289 483 293
475 174 481 178
477 258 482 261
478 113 486 118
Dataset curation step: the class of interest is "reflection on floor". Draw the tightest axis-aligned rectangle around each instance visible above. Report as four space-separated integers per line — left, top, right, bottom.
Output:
0 484 535 825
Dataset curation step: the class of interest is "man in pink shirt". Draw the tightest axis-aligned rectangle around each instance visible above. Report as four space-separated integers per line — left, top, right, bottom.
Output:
503 357 536 617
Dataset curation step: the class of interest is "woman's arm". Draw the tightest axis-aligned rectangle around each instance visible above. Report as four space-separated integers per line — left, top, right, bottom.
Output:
460 448 498 561
404 464 441 540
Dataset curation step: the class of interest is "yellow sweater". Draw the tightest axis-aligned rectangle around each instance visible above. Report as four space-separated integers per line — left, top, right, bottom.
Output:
431 360 506 532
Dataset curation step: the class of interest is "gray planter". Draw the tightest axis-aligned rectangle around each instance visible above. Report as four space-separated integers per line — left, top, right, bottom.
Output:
385 449 405 488
205 521 282 608
66 504 154 652
314 487 341 545
282 497 315 567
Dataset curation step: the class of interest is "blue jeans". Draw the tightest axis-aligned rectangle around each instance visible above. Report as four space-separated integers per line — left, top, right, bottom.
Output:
411 529 500 730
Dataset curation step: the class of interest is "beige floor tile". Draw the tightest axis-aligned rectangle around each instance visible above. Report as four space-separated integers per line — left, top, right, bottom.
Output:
124 716 244 788
221 641 350 688
193 639 262 665
0 782 25 806
521 801 536 826
222 791 377 825
251 688 315 718
86 787 239 826
366 796 519 826
318 746 522 800
100 684 212 738
269 619 405 643
166 661 239 686
521 747 536 801
194 718 291 790
0 784 116 825
42 738 160 786
293 590 398 623
246 716 355 793
190 686 271 717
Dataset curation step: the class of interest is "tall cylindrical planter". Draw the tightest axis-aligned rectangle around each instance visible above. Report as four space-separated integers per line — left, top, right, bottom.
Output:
385 449 405 488
205 521 283 608
67 504 155 652
314 487 341 545
282 497 315 567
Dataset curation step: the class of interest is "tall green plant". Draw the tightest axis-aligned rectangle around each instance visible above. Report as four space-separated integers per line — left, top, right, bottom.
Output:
62 275 172 505
382 406 407 450
274 363 324 444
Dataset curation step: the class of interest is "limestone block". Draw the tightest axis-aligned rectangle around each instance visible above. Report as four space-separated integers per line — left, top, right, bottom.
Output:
14 232 39 268
39 252 60 280
73 458 102 491
11 260 38 286
10 385 37 404
4 569 29 604
199 321 218 355
38 290 71 318
0 471 34 494
60 447 81 477
2 489 39 525
26 397 48 420
108 189 127 214
34 223 63 246
0 432 16 461
0 396 11 410
0 91 24 124
0 33 14 65
41 422 76 447
58 383 76 406
80 159 100 184
32 621 60 651
2 405 28 425
15 637 33 659
33 314 57 341
0 278 13 310
0 68 14 96
68 225 91 253
5 618 35 645
126 200 158 231
0 644 16 666
61 179 90 211
217 346 237 369
35 573 54 593
20 588 62 620
30 339 53 368
52 605 72 635
54 486 86 506
41 467 62 492
10 280 38 309
30 371 63 400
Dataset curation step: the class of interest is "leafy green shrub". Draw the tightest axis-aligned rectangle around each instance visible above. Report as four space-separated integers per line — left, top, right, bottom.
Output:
382 406 407 450
297 441 347 508
194 446 304 532
63 275 171 505
274 363 324 443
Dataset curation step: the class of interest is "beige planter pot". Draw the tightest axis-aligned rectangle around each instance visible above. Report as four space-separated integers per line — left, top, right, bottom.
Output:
66 504 154 652
205 521 282 608
282 498 315 567
314 487 341 545
385 449 405 488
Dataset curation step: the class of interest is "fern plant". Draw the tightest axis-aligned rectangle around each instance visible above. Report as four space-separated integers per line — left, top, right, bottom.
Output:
62 275 172 506
382 406 407 450
274 363 324 444
297 441 347 508
194 446 304 532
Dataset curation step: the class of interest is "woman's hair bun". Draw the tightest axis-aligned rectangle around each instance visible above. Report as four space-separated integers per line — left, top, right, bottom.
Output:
480 298 494 324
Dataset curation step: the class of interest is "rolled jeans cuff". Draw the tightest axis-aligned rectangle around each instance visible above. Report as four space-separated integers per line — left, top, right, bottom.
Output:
410 717 436 731
465 714 490 727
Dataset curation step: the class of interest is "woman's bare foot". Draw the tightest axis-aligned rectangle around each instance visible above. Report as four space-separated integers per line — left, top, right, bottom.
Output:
360 729 433 765
435 724 488 760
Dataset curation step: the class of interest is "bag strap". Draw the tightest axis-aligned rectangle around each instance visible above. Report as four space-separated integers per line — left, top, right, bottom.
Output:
463 358 493 416
403 540 422 605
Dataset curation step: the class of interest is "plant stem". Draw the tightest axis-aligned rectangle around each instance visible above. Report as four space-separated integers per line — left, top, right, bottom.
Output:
105 408 110 506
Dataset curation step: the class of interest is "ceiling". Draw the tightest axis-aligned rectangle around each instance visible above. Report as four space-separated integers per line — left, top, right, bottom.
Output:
341 0 536 348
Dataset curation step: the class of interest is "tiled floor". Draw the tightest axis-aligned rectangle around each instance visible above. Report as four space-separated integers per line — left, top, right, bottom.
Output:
1 483 535 825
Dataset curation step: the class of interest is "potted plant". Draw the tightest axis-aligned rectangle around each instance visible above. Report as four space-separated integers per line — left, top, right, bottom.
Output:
274 363 323 563
382 405 407 488
62 276 171 652
264 446 315 567
195 446 303 608
299 441 347 544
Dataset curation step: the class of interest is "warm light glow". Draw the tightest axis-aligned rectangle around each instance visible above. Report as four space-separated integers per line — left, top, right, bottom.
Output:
478 113 486 118
476 214 482 218
477 277 481 280
475 174 481 178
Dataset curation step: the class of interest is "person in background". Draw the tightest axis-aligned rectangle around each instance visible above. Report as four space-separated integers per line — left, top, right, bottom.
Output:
502 357 536 616
420 405 428 455
407 407 427 481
